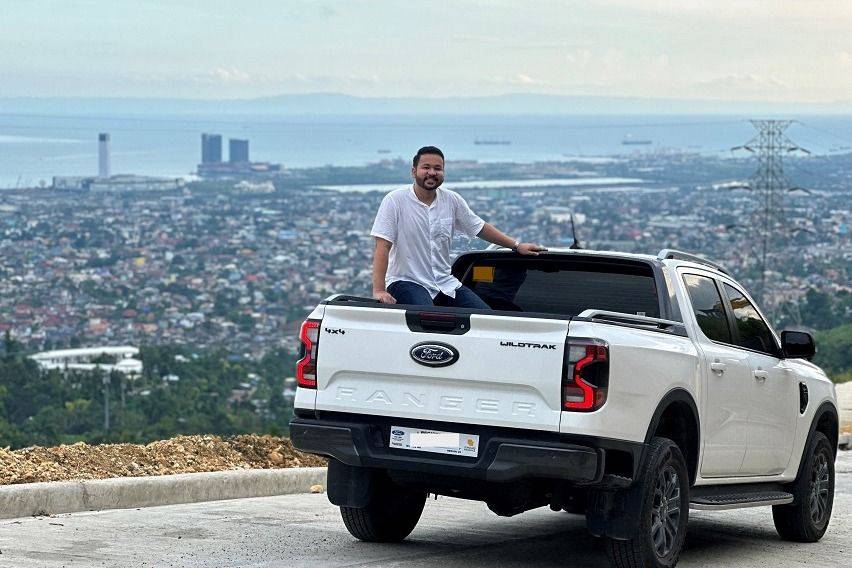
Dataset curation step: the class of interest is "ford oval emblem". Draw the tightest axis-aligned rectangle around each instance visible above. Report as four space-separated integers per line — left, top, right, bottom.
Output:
410 342 459 367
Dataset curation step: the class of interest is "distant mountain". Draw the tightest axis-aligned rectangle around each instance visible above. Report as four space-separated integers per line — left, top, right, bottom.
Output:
2 93 850 116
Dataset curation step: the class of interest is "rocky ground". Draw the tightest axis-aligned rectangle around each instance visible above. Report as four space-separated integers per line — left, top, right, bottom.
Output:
0 434 326 485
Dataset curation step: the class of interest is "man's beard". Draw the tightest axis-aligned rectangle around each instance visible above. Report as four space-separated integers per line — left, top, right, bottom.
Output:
416 175 443 191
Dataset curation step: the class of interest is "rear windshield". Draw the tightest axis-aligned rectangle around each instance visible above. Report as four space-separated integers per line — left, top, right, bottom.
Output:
459 256 660 318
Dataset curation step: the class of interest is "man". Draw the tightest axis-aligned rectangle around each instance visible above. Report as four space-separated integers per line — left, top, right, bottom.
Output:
370 146 546 307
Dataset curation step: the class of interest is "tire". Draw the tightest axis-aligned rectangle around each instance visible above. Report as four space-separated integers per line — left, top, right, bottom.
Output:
340 471 427 543
773 431 834 542
607 438 690 568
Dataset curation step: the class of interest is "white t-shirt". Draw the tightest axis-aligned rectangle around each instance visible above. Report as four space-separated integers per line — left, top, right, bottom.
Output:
370 185 485 298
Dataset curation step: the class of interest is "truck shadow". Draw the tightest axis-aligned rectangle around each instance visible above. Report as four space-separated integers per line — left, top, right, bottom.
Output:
335 512 801 568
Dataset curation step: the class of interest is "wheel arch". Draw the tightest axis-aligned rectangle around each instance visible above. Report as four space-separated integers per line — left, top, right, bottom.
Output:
806 401 839 461
644 388 700 485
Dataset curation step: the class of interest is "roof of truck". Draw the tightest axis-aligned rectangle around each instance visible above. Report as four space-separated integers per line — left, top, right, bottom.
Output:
475 245 729 275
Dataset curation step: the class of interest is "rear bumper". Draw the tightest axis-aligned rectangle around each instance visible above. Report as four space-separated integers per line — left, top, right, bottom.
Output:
290 412 644 485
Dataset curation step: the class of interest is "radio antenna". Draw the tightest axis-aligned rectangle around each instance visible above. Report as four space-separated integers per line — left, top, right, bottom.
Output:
569 214 582 249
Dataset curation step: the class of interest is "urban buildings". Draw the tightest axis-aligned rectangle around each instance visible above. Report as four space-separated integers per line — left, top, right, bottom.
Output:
98 133 111 178
5 152 849 358
52 134 185 192
229 139 249 163
29 346 143 376
201 133 222 164
197 134 281 179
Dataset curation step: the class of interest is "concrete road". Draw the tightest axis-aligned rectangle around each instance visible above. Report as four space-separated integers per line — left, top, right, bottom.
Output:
1 451 850 568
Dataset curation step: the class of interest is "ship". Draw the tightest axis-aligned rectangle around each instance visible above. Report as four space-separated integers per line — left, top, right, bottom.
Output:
622 135 652 146
474 138 511 145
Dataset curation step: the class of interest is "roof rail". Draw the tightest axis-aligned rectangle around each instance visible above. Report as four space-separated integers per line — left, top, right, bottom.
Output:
657 249 730 275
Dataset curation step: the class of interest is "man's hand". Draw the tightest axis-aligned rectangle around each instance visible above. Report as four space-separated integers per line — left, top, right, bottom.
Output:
374 290 397 304
516 243 548 255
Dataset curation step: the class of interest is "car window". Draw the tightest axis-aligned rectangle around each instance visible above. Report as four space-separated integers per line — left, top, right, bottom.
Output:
722 283 778 356
682 274 732 343
465 258 660 317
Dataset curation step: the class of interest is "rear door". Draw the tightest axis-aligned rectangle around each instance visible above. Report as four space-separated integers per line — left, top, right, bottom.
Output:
680 271 752 477
314 304 569 432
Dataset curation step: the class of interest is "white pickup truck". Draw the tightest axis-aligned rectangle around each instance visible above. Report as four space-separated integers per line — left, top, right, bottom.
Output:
290 248 839 568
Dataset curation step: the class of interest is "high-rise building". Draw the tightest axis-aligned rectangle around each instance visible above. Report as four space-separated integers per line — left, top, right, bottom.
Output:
201 133 222 164
229 139 249 163
98 133 111 178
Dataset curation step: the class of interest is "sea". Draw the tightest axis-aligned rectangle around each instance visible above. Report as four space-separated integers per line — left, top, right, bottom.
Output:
1 113 851 189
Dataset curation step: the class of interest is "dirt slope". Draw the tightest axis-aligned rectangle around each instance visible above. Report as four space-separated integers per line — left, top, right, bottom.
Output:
0 434 326 485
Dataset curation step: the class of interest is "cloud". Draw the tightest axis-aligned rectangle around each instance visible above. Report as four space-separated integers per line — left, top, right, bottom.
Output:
561 49 671 87
484 74 548 88
837 52 852 69
681 73 837 103
450 34 582 51
598 0 852 22
213 68 252 85
692 74 788 92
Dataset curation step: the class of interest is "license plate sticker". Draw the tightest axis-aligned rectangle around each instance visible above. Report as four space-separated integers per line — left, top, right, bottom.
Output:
389 426 479 457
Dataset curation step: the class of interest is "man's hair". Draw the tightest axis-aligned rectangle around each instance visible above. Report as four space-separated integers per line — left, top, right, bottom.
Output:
413 146 445 167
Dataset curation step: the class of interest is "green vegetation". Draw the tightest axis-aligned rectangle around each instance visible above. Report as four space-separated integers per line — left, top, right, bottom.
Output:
814 323 852 383
776 289 852 332
0 335 297 450
773 288 851 383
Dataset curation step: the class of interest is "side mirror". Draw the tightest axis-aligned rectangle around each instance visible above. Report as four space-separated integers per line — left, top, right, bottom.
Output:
781 330 815 360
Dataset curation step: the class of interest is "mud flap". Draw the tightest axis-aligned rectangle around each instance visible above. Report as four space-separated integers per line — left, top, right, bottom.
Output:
586 487 643 540
327 459 374 508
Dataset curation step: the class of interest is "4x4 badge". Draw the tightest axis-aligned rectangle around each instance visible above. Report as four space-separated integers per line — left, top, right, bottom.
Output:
410 342 459 368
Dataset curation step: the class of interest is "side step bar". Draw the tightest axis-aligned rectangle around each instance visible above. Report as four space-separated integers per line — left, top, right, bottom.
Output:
689 483 794 510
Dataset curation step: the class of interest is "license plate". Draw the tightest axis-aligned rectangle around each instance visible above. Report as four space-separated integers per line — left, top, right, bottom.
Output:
389 426 479 457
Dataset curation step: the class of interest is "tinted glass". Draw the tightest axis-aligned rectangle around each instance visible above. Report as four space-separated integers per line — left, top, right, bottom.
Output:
683 274 732 343
465 259 660 318
723 284 778 355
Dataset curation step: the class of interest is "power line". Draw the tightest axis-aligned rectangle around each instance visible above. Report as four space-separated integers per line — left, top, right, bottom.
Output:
731 120 810 301
796 120 852 148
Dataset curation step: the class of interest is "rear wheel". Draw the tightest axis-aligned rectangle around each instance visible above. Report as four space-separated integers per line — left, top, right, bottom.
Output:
773 431 834 542
340 471 427 543
607 438 689 568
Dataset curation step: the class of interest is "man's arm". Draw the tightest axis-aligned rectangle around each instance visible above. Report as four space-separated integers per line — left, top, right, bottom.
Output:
477 223 547 255
372 237 396 304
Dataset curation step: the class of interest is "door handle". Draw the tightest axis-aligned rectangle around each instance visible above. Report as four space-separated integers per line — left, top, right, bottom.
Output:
753 369 769 382
710 361 726 374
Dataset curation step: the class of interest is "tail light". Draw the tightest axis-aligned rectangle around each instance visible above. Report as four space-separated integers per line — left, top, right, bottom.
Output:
562 338 609 411
296 319 321 388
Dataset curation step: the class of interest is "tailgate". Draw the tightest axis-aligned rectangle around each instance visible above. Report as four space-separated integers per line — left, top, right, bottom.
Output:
313 305 569 432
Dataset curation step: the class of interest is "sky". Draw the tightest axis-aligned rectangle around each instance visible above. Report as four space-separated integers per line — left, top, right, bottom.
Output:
2 0 852 103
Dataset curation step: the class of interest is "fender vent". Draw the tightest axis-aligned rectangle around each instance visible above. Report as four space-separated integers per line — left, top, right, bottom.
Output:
799 382 809 415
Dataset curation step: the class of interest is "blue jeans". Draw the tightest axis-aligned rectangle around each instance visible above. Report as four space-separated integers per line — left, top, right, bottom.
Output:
387 281 489 309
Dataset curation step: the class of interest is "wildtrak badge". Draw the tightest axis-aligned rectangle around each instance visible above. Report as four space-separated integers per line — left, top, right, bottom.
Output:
500 341 557 350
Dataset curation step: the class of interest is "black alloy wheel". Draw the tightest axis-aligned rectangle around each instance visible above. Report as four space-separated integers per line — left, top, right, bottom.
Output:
773 430 834 542
808 448 831 526
650 464 682 558
607 437 690 568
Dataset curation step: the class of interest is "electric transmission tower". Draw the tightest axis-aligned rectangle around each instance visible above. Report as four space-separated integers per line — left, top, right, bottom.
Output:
731 120 809 300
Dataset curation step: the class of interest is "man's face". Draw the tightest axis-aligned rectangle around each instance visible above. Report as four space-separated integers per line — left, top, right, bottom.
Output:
412 154 445 192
